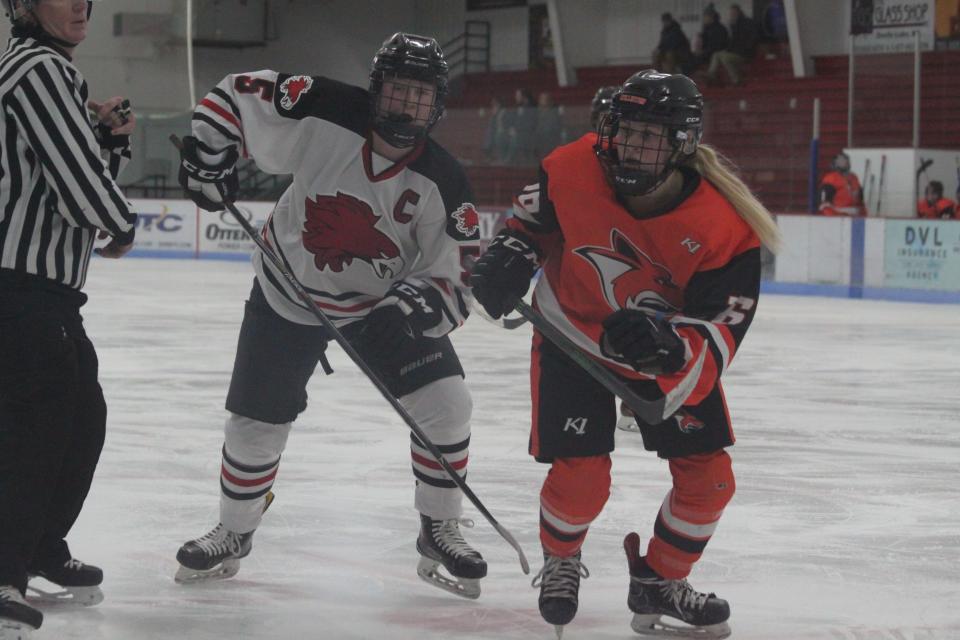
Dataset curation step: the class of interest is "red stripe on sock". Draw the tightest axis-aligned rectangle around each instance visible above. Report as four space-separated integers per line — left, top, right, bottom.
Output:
221 464 277 487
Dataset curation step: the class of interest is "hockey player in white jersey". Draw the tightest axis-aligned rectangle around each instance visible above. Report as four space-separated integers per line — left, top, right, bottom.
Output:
173 32 487 599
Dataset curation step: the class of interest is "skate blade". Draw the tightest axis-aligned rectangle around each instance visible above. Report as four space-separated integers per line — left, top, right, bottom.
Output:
174 558 240 585
416 557 480 600
26 583 103 607
0 619 36 640
617 416 640 432
631 614 730 639
554 623 565 639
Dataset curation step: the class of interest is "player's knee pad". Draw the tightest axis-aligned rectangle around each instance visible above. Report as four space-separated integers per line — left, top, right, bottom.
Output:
400 375 472 444
542 455 612 520
669 450 735 512
224 412 292 464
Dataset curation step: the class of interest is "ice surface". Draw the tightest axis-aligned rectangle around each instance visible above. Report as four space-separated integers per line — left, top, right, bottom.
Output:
33 258 960 639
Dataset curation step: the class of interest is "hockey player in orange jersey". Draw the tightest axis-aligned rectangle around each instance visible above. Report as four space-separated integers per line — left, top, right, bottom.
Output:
471 70 781 638
819 152 865 216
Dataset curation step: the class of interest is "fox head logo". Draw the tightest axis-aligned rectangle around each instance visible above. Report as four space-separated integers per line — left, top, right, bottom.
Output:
302 192 404 278
674 411 705 434
449 203 480 240
575 229 682 313
280 75 313 110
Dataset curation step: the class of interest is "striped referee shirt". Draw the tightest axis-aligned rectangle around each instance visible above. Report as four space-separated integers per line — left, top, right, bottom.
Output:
0 36 135 291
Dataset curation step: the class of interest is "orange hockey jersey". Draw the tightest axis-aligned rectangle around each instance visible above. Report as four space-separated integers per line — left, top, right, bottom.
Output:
819 171 864 216
917 197 956 220
507 134 761 428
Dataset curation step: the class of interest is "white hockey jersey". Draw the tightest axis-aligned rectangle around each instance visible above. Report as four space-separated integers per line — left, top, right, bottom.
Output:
190 70 479 336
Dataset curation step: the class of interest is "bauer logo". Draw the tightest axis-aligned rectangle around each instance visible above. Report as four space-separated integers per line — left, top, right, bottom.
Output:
279 75 313 110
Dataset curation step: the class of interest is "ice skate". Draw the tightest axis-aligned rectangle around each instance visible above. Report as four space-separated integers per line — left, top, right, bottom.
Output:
415 514 487 599
624 533 730 639
27 558 103 606
531 551 589 639
0 585 42 639
175 523 254 584
175 490 273 584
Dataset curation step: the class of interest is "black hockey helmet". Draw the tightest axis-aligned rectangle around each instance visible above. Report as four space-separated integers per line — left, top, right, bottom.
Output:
595 69 703 197
3 0 96 41
589 85 618 130
831 152 851 174
369 32 449 148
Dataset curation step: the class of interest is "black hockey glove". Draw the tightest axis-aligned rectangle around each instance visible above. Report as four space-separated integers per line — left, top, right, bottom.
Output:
359 281 439 356
600 309 686 375
469 229 540 319
178 135 239 211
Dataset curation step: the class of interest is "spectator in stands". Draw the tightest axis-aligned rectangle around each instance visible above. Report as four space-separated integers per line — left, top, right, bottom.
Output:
819 152 866 216
692 4 728 74
482 96 511 164
917 181 956 219
706 4 759 86
534 91 564 158
508 88 537 165
652 12 691 74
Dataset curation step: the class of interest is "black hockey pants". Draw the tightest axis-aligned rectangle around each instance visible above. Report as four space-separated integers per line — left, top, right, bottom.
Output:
0 276 106 594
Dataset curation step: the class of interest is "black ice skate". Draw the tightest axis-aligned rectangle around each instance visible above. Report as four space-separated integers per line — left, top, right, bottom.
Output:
624 532 731 639
175 524 254 584
531 551 590 640
0 586 43 639
415 514 487 599
27 558 104 607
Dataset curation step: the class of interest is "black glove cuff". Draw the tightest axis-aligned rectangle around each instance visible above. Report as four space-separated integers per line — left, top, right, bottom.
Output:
95 123 130 151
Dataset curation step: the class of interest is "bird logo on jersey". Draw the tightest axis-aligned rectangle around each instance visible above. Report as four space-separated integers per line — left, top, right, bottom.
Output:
279 75 313 110
673 411 705 434
575 229 682 313
448 203 480 241
301 192 404 278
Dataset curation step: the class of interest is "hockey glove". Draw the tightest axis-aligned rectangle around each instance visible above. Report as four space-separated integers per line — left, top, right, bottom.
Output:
469 229 540 319
359 281 439 356
178 135 239 211
600 309 686 375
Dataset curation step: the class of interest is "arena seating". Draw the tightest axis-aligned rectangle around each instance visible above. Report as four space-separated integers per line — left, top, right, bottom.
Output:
437 49 959 212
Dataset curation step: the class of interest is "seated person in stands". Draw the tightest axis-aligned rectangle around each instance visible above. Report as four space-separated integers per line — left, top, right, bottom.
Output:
692 4 728 74
508 88 537 165
534 91 564 158
819 152 865 216
652 13 691 74
482 96 511 164
706 4 759 86
917 181 956 219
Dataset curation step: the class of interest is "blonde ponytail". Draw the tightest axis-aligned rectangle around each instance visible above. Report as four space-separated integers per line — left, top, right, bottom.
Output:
688 144 782 253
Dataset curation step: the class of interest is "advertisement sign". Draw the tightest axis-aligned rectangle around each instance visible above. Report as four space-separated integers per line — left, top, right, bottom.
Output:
883 219 960 289
127 199 197 257
197 201 273 259
852 0 936 53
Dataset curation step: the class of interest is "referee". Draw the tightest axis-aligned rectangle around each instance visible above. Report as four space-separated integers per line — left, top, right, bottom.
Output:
0 0 137 634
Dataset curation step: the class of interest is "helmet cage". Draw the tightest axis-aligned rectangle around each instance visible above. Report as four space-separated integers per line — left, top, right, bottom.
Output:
369 33 449 148
594 71 703 197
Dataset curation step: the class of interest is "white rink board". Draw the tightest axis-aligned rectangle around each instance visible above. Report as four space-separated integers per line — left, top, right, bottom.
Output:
37 258 960 640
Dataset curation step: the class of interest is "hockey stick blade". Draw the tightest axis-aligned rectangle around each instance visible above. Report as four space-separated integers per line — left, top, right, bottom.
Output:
514 301 667 426
169 135 530 575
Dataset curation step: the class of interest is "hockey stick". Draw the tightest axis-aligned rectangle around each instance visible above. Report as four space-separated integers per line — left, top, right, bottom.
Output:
876 154 887 215
470 297 528 330
170 136 530 575
513 301 668 426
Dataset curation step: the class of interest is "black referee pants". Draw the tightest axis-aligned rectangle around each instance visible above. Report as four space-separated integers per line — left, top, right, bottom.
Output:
0 286 106 594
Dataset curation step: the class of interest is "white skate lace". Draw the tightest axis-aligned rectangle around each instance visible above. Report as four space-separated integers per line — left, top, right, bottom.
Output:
193 524 243 557
432 518 479 559
531 555 590 600
0 585 26 605
660 578 709 614
64 558 85 571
